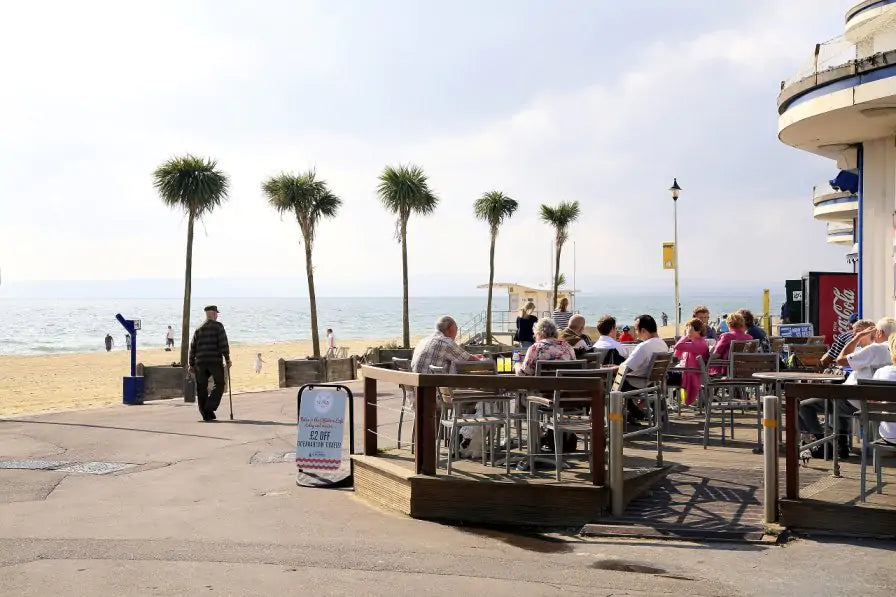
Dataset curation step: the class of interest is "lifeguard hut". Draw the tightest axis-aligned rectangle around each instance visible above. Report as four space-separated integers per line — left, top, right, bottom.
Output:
459 282 578 345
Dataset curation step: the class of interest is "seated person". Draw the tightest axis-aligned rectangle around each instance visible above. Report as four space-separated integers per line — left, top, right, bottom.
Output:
709 312 752 375
692 305 718 340
799 317 896 459
594 315 631 365
560 314 592 356
871 332 896 445
516 318 575 376
619 315 669 424
820 314 862 369
617 326 635 343
668 318 710 406
411 315 482 373
740 309 768 352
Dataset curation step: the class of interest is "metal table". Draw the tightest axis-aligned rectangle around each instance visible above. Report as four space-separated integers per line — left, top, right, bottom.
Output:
752 371 846 472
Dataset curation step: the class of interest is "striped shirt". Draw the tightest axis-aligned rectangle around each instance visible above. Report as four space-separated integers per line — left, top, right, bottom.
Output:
826 331 854 361
189 320 230 366
552 309 572 330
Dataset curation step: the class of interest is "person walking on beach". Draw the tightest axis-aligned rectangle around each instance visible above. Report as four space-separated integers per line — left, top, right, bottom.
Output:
254 352 264 374
326 328 336 356
661 312 668 327
188 305 231 422
165 326 175 351
124 333 131 351
104 333 114 352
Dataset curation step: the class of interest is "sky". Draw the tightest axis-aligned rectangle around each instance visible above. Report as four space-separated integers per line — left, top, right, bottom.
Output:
0 0 857 298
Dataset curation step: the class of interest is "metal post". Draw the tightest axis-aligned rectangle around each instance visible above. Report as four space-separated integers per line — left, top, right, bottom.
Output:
762 395 779 523
673 198 680 338
609 391 625 516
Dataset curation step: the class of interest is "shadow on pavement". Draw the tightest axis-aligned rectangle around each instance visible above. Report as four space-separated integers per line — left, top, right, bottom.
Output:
0 419 230 441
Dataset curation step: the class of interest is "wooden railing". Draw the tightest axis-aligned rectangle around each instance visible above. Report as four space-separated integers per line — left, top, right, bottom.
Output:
361 364 607 485
782 382 896 499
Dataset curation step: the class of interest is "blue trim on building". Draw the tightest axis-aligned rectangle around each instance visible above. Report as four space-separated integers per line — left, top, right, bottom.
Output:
815 196 859 208
781 62 896 114
857 144 864 317
847 0 896 24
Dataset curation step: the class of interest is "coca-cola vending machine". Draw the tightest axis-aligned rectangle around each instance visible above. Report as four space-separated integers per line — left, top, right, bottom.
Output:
802 271 858 345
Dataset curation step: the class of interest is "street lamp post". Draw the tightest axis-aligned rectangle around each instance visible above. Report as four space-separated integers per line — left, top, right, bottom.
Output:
669 178 682 338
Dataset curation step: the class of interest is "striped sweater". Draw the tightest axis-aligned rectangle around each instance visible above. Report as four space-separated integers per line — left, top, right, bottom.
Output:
189 320 230 366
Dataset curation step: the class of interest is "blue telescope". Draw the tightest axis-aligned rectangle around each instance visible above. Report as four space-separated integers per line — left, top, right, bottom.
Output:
115 313 143 404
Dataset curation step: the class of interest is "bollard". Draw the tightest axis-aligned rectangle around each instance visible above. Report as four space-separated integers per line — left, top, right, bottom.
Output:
609 391 625 517
762 395 779 523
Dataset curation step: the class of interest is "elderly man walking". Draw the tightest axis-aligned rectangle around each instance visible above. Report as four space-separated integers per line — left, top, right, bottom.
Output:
411 315 482 373
189 305 232 422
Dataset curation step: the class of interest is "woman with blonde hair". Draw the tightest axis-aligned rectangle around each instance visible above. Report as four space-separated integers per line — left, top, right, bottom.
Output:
709 312 752 375
515 301 538 350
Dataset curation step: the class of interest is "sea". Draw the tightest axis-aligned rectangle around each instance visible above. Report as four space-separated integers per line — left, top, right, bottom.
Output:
0 293 782 356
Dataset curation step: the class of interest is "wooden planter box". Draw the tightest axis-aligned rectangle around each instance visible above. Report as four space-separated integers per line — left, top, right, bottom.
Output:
136 364 185 400
278 357 357 388
372 348 414 363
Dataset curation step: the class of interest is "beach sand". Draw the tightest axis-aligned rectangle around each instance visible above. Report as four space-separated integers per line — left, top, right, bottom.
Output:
0 338 393 418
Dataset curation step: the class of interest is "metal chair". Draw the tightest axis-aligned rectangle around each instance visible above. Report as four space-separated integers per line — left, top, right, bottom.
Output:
584 348 610 368
788 344 828 372
529 368 606 481
857 379 896 499
436 360 511 475
700 353 778 449
392 357 413 452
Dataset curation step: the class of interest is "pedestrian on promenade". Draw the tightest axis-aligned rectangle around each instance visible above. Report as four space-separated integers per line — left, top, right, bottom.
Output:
165 326 175 351
189 305 232 422
104 333 114 352
552 297 572 330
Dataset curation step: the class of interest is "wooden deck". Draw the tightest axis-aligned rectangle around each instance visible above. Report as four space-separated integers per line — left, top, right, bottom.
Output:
354 375 896 536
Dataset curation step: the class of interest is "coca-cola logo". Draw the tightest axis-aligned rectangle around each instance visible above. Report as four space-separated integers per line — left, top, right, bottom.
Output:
832 287 856 335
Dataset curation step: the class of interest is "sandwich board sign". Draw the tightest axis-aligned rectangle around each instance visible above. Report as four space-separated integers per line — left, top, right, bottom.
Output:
295 384 354 487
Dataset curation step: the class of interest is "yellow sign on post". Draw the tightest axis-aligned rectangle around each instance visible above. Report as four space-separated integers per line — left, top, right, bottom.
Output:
662 242 675 270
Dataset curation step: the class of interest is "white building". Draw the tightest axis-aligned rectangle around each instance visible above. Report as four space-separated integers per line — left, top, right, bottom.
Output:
778 0 896 320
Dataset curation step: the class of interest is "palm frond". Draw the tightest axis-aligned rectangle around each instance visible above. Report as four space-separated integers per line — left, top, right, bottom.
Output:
153 154 229 218
474 190 518 233
262 169 341 245
540 201 580 245
377 164 439 218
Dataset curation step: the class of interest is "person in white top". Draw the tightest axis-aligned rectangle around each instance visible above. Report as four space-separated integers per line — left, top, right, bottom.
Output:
871 332 896 444
254 352 264 374
837 317 896 386
326 328 336 354
619 314 670 425
593 315 631 364
165 325 175 351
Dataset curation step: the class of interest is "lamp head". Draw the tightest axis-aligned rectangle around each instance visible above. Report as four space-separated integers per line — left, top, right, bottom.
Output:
669 178 682 200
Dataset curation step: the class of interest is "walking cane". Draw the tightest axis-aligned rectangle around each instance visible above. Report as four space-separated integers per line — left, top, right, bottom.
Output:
226 364 234 420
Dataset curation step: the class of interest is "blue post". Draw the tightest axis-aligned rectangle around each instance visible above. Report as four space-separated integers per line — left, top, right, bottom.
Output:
857 144 864 318
115 313 143 404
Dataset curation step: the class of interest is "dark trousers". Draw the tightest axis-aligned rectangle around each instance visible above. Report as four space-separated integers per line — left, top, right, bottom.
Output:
797 398 856 435
620 380 647 421
195 361 226 418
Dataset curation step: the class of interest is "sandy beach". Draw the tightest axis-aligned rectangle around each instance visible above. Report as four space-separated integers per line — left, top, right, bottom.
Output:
0 338 395 418
0 324 690 418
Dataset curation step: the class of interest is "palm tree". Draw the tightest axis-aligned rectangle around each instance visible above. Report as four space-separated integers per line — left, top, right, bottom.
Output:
263 170 341 358
540 201 580 309
153 155 229 372
474 191 518 344
377 164 439 348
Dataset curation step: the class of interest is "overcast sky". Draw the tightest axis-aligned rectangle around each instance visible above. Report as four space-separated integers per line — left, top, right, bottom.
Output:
0 0 856 298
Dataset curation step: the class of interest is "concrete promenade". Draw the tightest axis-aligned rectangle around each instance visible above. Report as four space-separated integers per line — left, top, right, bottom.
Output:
1 382 894 596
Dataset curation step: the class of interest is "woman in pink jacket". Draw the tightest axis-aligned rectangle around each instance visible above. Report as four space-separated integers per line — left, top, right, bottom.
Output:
670 318 710 405
709 312 753 375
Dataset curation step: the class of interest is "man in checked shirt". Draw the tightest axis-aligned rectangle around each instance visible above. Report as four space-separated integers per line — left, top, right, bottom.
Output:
411 315 483 374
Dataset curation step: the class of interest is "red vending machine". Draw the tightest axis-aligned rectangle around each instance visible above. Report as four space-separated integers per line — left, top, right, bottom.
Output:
803 271 858 345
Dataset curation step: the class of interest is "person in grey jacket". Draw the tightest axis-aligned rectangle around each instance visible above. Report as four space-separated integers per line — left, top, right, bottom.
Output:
189 305 231 421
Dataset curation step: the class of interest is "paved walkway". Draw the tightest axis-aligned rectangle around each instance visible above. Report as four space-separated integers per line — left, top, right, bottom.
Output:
1 384 895 596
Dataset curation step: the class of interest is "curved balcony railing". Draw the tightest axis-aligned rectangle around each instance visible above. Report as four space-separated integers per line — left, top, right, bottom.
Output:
826 221 855 245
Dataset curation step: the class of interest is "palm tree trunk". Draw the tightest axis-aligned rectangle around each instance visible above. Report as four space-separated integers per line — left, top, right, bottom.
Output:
553 237 563 310
401 218 410 348
180 211 195 376
304 235 321 358
485 230 496 344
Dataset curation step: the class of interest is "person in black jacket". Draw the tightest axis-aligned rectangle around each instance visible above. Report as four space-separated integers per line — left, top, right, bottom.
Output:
189 305 232 421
